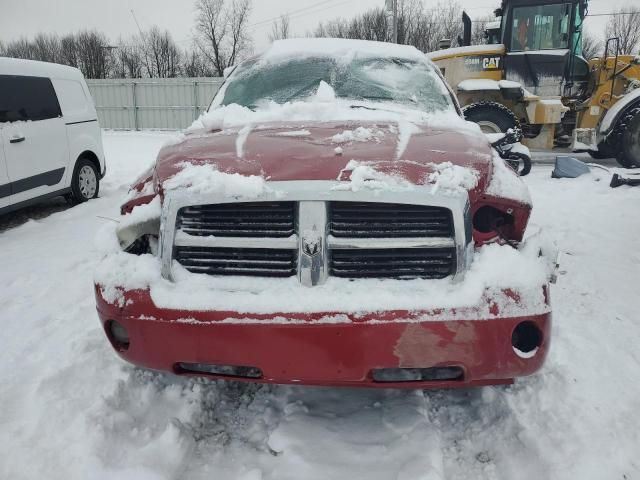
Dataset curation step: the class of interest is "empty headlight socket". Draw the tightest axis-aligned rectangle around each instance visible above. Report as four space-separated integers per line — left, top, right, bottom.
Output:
473 206 515 234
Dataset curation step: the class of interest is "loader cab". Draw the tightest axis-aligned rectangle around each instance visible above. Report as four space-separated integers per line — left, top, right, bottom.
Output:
500 0 590 97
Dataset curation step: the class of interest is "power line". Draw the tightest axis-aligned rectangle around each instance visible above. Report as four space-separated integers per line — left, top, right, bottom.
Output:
249 0 346 28
251 0 354 31
586 11 640 17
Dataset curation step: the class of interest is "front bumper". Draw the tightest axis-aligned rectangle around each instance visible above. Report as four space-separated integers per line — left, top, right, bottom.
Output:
95 286 551 389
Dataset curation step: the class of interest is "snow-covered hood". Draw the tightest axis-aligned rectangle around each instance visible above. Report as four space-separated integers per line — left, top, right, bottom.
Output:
155 121 494 192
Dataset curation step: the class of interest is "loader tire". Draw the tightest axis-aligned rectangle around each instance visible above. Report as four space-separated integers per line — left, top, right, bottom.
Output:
616 107 640 168
463 101 521 135
588 143 615 159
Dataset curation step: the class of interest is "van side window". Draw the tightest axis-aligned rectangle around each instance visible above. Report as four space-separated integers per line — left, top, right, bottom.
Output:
0 75 62 123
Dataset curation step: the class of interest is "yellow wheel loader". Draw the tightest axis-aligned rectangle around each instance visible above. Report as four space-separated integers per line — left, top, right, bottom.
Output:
428 0 640 167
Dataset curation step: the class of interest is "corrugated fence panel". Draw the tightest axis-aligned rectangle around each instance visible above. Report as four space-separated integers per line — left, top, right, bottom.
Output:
86 77 223 130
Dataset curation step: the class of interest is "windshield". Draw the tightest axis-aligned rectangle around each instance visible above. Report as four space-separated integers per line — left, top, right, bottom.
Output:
215 56 455 113
510 3 571 51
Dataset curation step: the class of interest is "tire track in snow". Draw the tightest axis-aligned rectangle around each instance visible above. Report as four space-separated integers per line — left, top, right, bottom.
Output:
420 384 553 480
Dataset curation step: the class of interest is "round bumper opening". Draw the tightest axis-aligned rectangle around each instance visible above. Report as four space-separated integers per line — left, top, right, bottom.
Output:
511 321 542 358
106 319 130 351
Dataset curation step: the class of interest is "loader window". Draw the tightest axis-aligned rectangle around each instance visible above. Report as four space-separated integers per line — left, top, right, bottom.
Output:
510 3 571 51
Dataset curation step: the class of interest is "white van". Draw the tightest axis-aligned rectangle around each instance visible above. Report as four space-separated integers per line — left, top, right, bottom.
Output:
0 58 105 215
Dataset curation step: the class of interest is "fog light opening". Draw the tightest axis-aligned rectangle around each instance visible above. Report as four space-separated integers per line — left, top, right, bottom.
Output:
107 320 130 351
372 366 464 383
512 321 542 358
176 362 263 379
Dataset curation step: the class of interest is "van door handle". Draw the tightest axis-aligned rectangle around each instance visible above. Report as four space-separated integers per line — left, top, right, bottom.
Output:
9 135 25 144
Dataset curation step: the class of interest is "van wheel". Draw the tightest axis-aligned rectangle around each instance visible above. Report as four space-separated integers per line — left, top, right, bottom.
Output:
67 157 99 204
616 107 640 168
463 101 521 134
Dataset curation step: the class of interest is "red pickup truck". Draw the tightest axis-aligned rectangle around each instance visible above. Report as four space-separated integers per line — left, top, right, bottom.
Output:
95 39 553 388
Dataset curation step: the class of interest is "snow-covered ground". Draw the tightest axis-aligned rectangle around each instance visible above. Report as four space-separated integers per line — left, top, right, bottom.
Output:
1 131 639 480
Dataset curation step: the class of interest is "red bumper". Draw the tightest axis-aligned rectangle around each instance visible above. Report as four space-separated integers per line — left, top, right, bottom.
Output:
95 286 551 389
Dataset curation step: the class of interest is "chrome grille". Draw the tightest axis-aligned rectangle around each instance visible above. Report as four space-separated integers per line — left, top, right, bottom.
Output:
161 181 471 286
176 202 295 237
330 248 456 279
175 247 297 277
329 202 453 238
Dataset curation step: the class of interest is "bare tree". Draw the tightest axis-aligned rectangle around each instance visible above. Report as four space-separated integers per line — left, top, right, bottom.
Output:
194 0 253 77
582 29 602 59
140 27 182 77
182 49 216 76
113 37 144 78
471 15 494 46
60 34 80 68
311 0 465 53
31 33 63 62
75 30 113 78
2 38 34 59
269 14 290 42
605 7 640 54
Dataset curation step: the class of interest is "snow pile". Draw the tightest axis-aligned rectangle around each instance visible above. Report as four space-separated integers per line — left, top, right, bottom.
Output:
117 195 161 231
314 80 336 102
331 126 385 144
235 125 252 158
274 129 311 137
332 160 413 193
162 162 271 198
458 79 501 91
396 120 421 159
486 151 532 204
264 37 428 64
94 239 551 318
94 203 551 317
189 98 467 135
4 132 640 480
427 161 479 194
600 87 640 132
510 142 531 157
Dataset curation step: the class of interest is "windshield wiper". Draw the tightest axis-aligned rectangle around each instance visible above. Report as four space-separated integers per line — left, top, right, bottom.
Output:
349 104 378 110
358 95 394 101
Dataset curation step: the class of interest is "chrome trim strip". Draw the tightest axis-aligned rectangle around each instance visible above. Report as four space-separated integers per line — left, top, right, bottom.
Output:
174 231 299 250
328 236 455 250
298 201 329 286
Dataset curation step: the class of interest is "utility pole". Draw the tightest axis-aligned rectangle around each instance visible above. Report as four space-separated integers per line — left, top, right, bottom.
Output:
386 0 398 43
392 0 398 44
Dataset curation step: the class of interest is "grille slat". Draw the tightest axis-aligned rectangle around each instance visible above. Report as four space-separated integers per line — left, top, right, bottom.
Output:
177 202 295 238
330 248 456 279
330 202 453 238
175 247 297 277
172 200 458 280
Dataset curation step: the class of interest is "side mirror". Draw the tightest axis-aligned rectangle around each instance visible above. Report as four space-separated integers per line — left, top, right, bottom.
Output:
494 8 503 17
439 38 452 50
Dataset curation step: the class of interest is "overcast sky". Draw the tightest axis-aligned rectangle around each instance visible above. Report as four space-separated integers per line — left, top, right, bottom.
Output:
0 0 628 52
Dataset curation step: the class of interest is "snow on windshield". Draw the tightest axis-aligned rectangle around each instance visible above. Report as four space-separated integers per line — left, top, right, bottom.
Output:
211 39 454 114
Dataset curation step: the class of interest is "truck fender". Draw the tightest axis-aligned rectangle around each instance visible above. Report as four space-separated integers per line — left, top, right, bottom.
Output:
598 88 640 138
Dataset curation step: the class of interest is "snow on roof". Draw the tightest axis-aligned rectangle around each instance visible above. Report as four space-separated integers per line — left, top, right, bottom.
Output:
600 87 640 133
0 57 85 80
427 43 504 60
263 38 428 63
